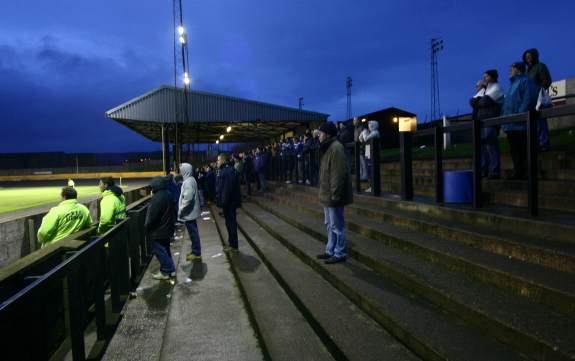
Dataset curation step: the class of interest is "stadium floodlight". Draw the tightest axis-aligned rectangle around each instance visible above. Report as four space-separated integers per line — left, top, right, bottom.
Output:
361 118 367 123
226 126 232 133
177 26 185 35
219 134 224 140
179 34 187 44
183 72 191 85
393 117 398 123
216 140 220 144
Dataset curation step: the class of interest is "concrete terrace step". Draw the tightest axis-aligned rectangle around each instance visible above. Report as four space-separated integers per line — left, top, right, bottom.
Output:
257 192 575 318
281 182 575 245
103 215 264 361
230 208 420 361
247 197 575 360
266 187 575 274
487 190 575 212
241 202 525 361
209 207 335 361
158 216 263 361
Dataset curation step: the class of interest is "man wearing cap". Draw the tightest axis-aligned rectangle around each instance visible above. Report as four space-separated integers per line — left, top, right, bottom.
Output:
501 62 539 180
316 121 353 264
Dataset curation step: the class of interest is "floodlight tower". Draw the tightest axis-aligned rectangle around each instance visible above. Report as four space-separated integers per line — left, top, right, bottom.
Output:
430 38 444 122
172 0 192 169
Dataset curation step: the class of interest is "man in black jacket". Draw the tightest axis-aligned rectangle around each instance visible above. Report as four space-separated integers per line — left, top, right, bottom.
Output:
145 177 177 280
216 153 242 252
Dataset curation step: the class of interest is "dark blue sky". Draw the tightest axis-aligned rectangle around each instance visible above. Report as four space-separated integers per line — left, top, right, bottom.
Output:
1 0 574 152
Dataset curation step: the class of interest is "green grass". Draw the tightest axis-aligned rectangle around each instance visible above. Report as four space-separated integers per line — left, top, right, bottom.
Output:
0 183 144 215
380 128 575 162
0 186 102 215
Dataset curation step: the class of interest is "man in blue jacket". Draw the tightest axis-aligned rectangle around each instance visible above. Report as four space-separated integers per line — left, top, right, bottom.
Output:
501 62 539 180
216 153 242 251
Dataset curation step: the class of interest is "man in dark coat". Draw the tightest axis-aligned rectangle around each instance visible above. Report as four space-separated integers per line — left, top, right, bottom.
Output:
216 153 242 251
523 48 552 151
145 177 177 280
316 122 353 264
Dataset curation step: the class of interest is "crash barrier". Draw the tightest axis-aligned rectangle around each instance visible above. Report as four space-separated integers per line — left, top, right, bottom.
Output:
0 196 151 361
265 103 575 216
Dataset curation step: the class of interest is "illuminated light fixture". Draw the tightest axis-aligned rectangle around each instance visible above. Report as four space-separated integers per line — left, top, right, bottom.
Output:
226 126 232 133
177 26 185 35
179 35 186 44
397 116 418 132
361 118 367 123
393 117 398 123
219 134 224 140
183 72 190 85
216 140 219 144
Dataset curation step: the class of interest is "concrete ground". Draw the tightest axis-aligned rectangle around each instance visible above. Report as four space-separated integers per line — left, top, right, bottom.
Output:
102 209 263 361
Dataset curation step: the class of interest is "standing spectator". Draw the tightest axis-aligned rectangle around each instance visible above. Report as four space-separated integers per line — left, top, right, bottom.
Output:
337 121 354 144
37 187 92 248
470 69 504 179
353 118 368 181
523 48 553 151
205 166 216 202
360 121 380 193
255 148 268 191
243 151 254 196
315 122 353 264
302 130 313 185
216 153 242 252
145 177 177 280
501 62 539 180
179 163 202 261
97 177 126 235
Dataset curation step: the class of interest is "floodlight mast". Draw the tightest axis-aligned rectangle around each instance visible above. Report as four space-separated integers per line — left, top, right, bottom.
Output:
430 38 444 122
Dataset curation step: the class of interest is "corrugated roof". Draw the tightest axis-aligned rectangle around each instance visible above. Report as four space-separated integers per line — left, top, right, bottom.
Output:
105 86 329 143
106 86 328 124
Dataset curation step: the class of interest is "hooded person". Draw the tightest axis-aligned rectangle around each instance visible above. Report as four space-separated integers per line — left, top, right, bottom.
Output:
523 48 552 151
360 120 380 192
470 69 504 179
97 177 126 235
146 177 177 280
178 163 202 261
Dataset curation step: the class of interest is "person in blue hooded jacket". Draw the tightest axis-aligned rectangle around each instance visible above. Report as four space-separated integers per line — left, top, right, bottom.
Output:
501 62 539 180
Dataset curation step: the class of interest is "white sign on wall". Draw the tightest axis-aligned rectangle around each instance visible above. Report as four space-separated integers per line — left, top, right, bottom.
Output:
549 80 566 98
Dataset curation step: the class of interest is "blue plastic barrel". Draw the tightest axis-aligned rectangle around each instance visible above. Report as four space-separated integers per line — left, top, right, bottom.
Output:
443 170 473 203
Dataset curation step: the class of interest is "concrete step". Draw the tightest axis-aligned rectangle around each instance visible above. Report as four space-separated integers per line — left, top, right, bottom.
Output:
486 190 575 212
241 202 525 361
266 188 575 274
158 216 264 361
209 207 335 361
281 182 575 246
258 191 575 318
233 208 420 361
247 197 575 360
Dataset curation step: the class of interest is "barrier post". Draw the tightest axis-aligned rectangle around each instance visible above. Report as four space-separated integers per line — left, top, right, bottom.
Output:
527 110 539 216
355 142 361 193
434 125 444 203
472 115 482 208
371 139 381 196
400 132 413 200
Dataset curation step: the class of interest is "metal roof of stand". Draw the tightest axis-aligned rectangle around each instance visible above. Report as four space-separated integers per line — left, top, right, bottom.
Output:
106 86 329 143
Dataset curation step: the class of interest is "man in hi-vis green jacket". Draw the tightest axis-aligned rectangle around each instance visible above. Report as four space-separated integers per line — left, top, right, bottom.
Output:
97 177 126 234
37 187 92 248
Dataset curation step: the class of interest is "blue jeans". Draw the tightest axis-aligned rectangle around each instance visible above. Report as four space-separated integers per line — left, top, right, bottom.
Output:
223 207 238 248
323 207 347 259
151 238 176 274
538 118 550 149
185 220 202 256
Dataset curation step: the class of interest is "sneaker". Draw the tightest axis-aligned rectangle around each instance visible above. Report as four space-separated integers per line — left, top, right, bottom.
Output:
316 253 331 260
365 187 372 193
324 256 346 264
186 253 202 262
152 272 174 280
223 245 239 253
305 180 311 185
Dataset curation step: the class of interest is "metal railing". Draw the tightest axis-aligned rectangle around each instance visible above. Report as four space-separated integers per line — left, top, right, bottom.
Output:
264 103 575 217
0 196 151 361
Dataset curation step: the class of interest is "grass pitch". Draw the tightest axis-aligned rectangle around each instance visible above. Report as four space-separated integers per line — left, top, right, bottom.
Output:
0 186 103 215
